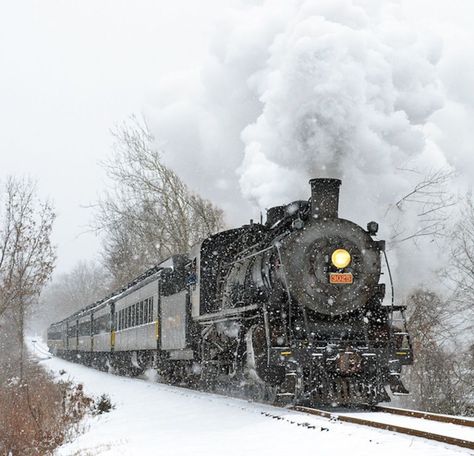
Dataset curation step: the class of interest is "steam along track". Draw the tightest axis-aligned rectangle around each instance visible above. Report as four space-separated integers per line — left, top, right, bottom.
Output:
48 178 413 406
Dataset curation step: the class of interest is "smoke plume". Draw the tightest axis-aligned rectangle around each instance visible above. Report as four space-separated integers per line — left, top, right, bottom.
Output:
146 0 472 294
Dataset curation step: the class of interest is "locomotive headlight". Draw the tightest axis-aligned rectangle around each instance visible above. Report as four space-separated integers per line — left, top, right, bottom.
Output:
331 249 351 269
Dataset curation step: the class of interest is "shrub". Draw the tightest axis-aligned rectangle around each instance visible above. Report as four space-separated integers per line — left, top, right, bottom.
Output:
93 394 114 415
0 361 93 455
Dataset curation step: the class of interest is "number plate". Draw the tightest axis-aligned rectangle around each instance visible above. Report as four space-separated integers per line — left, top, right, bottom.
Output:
329 272 353 284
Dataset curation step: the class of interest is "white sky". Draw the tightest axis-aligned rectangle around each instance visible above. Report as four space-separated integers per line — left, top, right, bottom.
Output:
0 0 230 272
1 0 473 273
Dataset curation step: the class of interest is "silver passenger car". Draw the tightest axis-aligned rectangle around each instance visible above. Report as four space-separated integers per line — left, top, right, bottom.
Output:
92 300 114 353
114 275 159 352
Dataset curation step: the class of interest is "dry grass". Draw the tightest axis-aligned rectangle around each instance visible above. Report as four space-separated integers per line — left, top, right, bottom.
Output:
0 361 93 456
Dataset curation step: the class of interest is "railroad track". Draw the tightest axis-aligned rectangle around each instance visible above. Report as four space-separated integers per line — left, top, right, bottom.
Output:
292 405 474 451
37 343 474 451
372 404 474 428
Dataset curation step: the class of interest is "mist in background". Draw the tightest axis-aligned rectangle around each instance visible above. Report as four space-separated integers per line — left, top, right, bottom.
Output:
0 0 228 273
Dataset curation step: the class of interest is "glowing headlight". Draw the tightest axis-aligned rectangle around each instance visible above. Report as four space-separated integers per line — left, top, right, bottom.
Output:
331 249 351 269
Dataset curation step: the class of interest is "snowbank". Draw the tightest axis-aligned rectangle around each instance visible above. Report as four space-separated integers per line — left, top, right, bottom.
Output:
29 345 470 456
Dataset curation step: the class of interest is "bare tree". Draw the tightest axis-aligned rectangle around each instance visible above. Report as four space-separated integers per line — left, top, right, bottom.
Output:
401 289 471 414
34 260 111 332
0 177 56 377
386 168 456 245
381 170 474 413
94 116 225 286
445 196 474 327
437 195 474 413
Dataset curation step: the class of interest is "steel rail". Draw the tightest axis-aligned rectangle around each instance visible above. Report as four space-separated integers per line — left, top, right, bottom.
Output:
371 404 474 428
292 405 474 451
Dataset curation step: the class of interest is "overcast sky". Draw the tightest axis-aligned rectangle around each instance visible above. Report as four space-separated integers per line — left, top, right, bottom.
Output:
1 0 230 272
1 0 473 274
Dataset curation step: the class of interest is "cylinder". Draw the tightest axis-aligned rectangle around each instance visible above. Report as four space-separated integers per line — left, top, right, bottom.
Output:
309 178 341 219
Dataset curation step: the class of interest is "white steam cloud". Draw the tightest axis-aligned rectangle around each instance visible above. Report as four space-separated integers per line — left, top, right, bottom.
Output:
146 0 473 295
239 0 444 207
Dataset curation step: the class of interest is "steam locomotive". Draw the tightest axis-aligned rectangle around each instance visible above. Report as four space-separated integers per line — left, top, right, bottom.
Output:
47 178 413 405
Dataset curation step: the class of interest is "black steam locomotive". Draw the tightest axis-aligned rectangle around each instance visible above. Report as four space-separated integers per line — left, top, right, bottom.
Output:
48 178 413 405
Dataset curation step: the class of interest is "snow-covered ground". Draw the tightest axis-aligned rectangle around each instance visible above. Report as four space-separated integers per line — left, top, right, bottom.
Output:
30 342 472 456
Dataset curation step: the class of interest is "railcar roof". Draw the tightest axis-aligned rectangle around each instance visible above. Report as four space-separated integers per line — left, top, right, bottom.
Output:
49 261 168 326
48 253 190 328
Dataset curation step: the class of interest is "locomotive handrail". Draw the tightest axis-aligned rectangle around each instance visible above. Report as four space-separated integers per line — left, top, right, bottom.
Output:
382 250 395 309
229 244 275 265
194 304 259 322
275 243 297 344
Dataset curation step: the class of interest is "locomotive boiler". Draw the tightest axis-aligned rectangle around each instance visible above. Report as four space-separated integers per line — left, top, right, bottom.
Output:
48 178 413 405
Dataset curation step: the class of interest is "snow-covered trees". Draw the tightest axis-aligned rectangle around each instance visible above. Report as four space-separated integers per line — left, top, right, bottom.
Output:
34 260 111 333
400 196 474 414
446 197 474 330
0 178 55 319
0 177 56 376
387 168 456 246
401 287 474 415
403 290 462 413
94 117 225 287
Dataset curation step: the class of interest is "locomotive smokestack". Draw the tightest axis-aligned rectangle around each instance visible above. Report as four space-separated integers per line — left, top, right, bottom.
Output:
309 178 342 219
